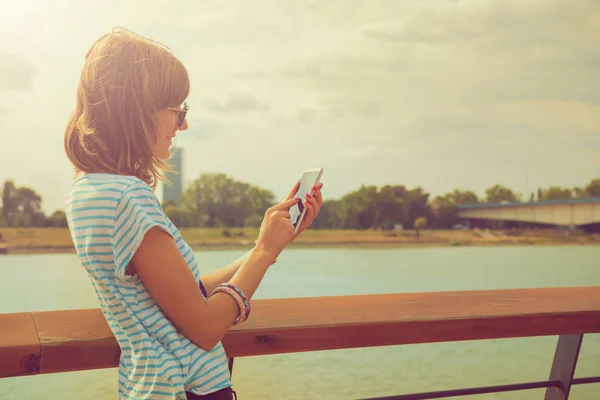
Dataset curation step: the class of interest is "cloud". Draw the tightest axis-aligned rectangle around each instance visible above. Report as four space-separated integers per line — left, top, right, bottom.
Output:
489 100 600 134
1 0 599 212
295 107 325 123
202 92 269 113
360 21 470 45
236 71 272 79
276 0 600 142
331 144 389 162
0 52 37 91
181 118 227 141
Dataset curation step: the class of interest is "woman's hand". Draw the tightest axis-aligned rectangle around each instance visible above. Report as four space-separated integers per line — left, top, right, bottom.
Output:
255 196 300 261
294 182 324 238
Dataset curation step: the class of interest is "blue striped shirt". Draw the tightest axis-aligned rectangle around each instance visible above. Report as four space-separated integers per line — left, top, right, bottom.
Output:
66 173 231 399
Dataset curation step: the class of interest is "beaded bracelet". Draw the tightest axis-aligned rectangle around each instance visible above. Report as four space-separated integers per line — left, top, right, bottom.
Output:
212 286 246 324
220 283 251 323
220 283 251 322
211 283 251 325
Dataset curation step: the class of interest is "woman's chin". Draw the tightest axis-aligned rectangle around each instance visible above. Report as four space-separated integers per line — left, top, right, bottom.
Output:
155 149 171 160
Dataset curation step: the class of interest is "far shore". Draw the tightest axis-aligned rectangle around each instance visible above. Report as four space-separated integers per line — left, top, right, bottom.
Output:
0 227 598 255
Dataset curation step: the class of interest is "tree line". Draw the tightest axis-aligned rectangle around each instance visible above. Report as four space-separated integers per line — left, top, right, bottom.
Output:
1 175 599 230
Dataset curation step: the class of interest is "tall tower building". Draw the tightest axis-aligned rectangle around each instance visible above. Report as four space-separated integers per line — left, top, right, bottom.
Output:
163 146 184 206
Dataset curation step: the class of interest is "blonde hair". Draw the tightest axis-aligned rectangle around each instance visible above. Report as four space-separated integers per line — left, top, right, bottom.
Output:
64 28 190 188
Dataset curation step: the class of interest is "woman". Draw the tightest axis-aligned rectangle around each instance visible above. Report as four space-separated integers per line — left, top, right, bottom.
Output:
64 28 323 400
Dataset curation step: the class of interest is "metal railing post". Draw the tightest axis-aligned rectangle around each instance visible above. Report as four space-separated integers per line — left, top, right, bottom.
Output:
544 334 584 400
228 357 235 377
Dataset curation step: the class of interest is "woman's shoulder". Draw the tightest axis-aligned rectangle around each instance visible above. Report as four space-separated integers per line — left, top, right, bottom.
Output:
67 173 156 210
72 172 145 188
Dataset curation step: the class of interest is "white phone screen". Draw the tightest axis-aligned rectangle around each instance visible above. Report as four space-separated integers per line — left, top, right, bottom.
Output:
289 168 323 229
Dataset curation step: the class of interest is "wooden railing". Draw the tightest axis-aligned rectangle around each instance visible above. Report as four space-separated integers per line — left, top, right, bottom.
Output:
1 287 600 399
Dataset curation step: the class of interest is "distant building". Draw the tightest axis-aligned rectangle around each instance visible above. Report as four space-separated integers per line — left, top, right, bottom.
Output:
163 146 184 206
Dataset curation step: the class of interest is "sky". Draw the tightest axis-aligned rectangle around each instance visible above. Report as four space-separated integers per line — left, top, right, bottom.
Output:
0 0 599 213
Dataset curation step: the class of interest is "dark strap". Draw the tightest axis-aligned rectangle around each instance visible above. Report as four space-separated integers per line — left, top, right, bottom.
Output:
199 279 208 298
186 387 236 400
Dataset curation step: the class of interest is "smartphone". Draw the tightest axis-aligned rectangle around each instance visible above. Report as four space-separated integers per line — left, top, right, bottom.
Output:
289 167 324 233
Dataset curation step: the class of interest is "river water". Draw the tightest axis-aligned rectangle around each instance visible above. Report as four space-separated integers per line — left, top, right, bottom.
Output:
0 246 599 399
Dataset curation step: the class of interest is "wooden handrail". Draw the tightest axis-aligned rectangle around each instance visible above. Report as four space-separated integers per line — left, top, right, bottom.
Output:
1 287 600 379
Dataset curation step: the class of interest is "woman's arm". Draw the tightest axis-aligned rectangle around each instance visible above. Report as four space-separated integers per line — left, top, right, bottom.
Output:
133 228 273 350
200 251 250 295
198 182 324 293
131 198 299 351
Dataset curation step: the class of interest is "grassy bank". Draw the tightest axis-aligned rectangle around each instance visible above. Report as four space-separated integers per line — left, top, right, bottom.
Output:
0 227 598 255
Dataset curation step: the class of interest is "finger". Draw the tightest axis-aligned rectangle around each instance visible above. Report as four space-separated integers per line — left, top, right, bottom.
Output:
301 198 318 225
302 201 315 227
312 187 323 207
273 210 291 220
308 195 319 212
285 180 301 200
271 197 300 211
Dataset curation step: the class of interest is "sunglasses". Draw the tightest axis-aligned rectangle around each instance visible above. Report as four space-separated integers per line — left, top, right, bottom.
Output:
167 102 189 127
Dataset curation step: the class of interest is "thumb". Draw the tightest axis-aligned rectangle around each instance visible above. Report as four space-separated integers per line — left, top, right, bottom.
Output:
272 197 300 211
285 180 301 201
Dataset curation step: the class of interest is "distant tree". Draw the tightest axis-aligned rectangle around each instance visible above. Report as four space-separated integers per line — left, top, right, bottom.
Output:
584 178 600 197
15 187 45 226
17 187 42 215
573 187 587 199
403 187 433 229
338 185 380 229
163 205 193 228
539 186 573 201
414 217 427 237
1 180 18 227
244 186 276 222
162 200 177 209
1 181 45 227
446 189 479 205
431 196 455 229
243 214 264 228
181 173 275 227
46 210 68 227
431 189 478 228
485 185 520 203
2 174 599 231
333 184 432 230
311 199 343 229
377 185 406 229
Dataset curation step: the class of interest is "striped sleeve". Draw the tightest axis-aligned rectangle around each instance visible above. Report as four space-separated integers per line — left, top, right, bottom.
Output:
111 182 172 278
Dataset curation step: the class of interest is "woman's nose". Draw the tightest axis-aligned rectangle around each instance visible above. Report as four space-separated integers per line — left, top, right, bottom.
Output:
179 118 189 131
